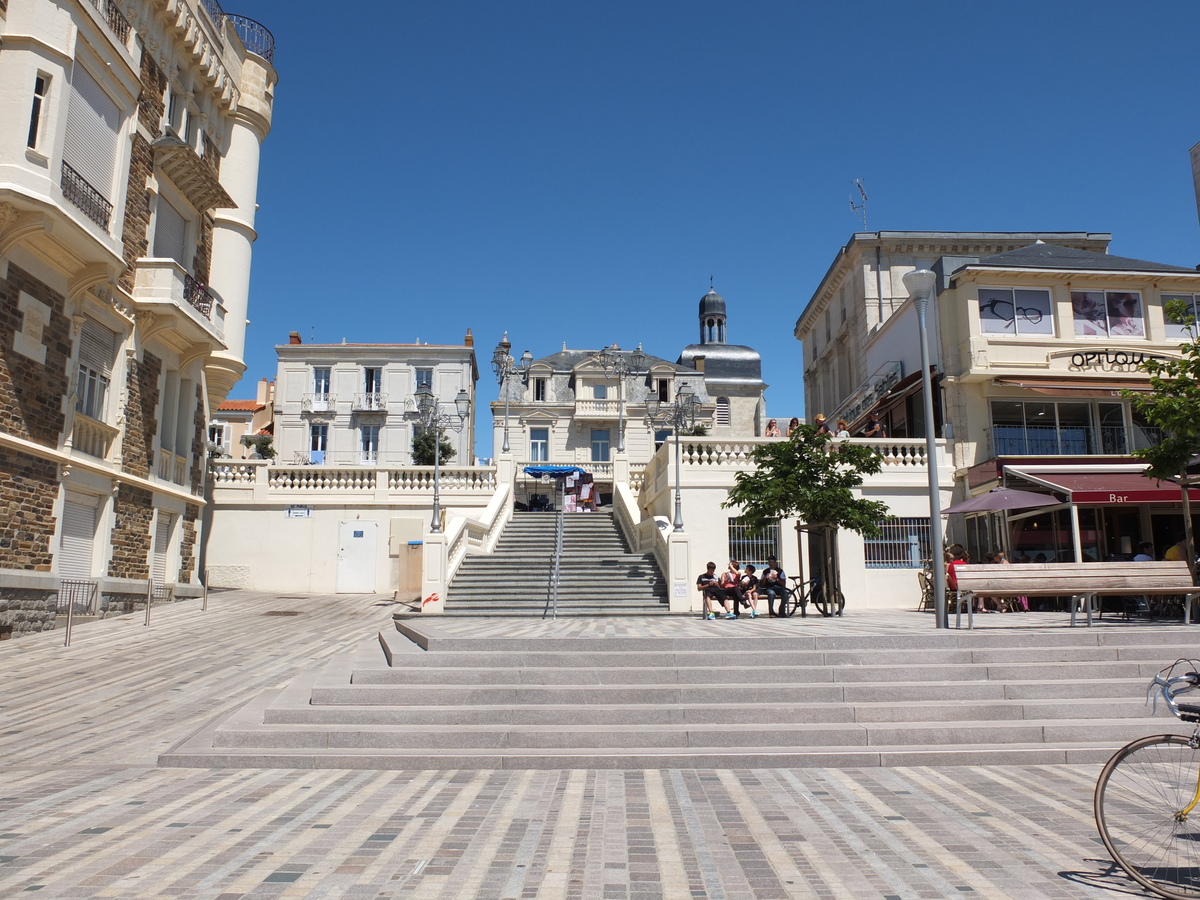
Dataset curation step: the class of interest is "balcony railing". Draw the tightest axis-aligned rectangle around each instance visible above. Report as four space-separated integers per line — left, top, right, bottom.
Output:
61 162 112 230
574 398 621 418
227 15 276 64
85 0 131 44
352 392 388 412
991 425 1164 457
70 414 119 460
183 274 214 316
157 450 188 485
301 394 337 414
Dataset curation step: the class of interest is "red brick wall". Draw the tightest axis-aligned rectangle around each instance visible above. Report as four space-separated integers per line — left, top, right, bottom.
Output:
108 484 153 579
120 352 160 479
0 265 70 445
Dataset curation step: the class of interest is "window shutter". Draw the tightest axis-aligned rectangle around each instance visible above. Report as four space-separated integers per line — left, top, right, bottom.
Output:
59 493 98 579
78 318 118 377
716 398 730 426
153 196 188 263
63 66 120 198
152 513 173 584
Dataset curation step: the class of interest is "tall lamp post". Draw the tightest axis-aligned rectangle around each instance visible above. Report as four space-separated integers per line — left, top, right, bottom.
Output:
591 344 646 453
414 384 471 534
646 384 700 532
491 334 532 455
902 268 947 629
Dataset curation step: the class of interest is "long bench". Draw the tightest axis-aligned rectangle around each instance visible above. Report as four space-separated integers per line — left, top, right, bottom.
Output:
952 561 1200 628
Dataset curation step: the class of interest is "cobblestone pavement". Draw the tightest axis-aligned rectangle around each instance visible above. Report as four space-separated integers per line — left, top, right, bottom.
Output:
0 593 1156 899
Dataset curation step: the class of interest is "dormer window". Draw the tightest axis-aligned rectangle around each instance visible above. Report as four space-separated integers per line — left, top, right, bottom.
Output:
533 377 547 401
592 384 607 400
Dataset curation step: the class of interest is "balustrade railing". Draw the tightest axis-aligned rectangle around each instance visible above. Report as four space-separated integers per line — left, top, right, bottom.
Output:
574 398 621 417
86 0 131 43
183 274 214 316
61 162 112 229
352 392 388 411
227 15 275 63
70 414 118 460
301 393 336 413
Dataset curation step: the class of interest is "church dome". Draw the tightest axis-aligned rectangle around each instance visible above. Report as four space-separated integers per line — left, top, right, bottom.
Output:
699 289 726 318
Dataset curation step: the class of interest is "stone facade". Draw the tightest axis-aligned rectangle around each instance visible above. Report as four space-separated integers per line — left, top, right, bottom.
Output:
0 265 70 444
119 54 166 293
0 588 55 637
178 504 199 583
0 448 58 572
108 485 154 579
190 384 206 493
121 352 161 479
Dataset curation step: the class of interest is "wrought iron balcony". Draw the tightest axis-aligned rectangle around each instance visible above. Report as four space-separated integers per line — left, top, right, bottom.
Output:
61 162 112 230
301 393 337 414
227 15 276 64
183 274 214 316
85 0 131 43
352 392 388 412
132 259 224 339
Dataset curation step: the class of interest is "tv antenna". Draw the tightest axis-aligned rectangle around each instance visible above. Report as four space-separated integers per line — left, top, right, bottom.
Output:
850 179 868 229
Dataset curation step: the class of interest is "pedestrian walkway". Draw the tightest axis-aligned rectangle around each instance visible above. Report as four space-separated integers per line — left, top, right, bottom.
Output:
0 591 1176 898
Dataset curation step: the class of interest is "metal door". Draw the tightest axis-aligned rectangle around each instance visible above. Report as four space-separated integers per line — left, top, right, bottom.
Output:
336 521 377 593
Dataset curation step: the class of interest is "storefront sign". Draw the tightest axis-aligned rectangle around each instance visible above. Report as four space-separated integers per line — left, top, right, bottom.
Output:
1067 349 1166 372
837 361 903 424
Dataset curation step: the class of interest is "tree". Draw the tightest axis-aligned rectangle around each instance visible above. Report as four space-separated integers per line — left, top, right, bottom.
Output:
241 434 275 459
722 425 890 612
1125 299 1200 581
412 427 456 467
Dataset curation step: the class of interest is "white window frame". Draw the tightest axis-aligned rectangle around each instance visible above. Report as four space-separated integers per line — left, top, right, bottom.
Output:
590 428 610 462
1162 293 1199 342
415 368 433 390
529 427 549 462
978 287 1054 336
1070 290 1145 339
359 423 380 464
28 73 50 151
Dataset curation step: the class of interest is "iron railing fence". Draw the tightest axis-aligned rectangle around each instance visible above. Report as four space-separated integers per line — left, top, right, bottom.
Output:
61 162 112 229
727 518 780 569
864 517 931 569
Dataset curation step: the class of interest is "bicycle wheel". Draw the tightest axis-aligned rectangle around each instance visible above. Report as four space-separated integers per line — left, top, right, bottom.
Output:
1095 733 1200 899
782 586 801 617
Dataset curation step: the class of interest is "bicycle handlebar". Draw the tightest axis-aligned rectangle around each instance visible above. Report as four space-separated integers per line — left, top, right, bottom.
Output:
1147 671 1200 718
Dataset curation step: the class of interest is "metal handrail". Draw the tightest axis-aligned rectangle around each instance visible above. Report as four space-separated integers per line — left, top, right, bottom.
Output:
59 579 98 647
61 162 113 229
545 498 565 620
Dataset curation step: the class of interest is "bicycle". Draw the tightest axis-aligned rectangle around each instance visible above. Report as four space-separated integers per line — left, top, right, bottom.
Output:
1094 659 1200 899
782 575 845 618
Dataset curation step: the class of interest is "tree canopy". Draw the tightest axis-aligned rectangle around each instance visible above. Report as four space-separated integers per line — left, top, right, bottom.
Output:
412 428 456 466
722 425 890 536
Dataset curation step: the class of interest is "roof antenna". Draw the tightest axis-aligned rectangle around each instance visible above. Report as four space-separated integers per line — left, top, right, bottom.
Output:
310 326 315 343
710 275 714 292
850 178 868 229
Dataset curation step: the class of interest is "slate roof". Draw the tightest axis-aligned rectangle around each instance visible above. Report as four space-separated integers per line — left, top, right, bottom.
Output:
969 243 1197 275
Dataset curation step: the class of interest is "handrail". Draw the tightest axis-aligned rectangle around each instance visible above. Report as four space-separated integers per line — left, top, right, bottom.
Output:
446 482 511 582
545 502 565 619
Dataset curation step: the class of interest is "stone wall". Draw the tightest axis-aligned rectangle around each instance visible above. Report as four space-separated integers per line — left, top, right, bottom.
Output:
0 588 55 637
120 352 160 479
0 264 69 444
119 54 165 292
190 383 205 493
0 448 58 571
178 503 199 583
108 484 153 579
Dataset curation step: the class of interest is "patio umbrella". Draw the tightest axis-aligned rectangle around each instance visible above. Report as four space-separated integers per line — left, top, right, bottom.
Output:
941 488 1062 516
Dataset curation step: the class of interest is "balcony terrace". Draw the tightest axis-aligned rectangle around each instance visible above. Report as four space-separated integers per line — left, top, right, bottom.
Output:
132 259 226 342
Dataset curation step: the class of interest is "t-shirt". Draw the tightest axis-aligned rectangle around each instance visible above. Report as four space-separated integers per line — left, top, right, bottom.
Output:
1165 542 1187 561
1133 553 1154 562
761 566 786 588
946 558 965 590
697 573 719 591
740 575 759 591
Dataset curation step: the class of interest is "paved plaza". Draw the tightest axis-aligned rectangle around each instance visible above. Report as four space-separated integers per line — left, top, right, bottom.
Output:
0 592 1164 899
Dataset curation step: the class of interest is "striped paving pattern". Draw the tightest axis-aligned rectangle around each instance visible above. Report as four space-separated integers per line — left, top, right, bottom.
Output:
0 592 1172 898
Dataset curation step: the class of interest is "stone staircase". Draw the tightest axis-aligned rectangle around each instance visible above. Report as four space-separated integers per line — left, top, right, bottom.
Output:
160 618 1200 770
447 510 668 615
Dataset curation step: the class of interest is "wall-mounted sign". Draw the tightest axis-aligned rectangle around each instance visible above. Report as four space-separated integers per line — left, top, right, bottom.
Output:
835 361 903 424
1066 349 1167 372
286 505 312 518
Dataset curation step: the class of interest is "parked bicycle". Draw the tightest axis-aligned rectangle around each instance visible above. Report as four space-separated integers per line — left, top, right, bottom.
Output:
782 575 845 618
1094 659 1200 899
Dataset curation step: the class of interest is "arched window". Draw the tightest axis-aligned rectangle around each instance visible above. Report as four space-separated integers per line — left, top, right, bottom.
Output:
716 398 730 426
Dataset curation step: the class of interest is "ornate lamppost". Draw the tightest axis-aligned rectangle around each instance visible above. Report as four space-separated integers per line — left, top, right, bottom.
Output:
646 384 700 532
414 384 471 534
902 268 947 628
491 333 532 454
591 344 646 454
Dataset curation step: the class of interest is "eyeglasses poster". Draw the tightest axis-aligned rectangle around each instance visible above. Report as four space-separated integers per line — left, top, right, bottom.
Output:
978 288 1053 335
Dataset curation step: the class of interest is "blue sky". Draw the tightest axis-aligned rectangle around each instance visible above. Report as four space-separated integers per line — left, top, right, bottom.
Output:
231 1 1200 454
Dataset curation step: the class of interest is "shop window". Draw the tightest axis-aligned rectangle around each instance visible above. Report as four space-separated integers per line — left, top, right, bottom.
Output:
530 427 548 461
1163 293 1200 341
990 400 1095 456
979 288 1053 335
1071 290 1144 338
864 517 930 568
728 517 780 567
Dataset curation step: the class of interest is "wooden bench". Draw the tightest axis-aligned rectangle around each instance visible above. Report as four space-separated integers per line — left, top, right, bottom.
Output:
952 561 1200 628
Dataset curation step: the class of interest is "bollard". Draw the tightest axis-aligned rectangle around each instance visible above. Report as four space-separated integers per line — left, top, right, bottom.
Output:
145 579 153 627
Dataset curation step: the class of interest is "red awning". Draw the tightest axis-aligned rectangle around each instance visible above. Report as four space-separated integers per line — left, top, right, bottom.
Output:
1013 470 1200 505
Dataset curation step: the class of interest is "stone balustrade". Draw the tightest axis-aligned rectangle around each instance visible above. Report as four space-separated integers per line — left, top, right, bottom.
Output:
70 414 118 461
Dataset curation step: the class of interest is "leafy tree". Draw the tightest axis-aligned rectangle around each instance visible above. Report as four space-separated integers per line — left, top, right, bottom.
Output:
412 427 456 466
1125 299 1200 580
241 434 275 459
722 425 890 611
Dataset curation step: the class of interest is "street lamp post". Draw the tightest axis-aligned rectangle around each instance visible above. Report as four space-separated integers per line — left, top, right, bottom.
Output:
491 334 532 455
902 268 947 629
414 384 471 534
591 344 646 453
646 384 700 532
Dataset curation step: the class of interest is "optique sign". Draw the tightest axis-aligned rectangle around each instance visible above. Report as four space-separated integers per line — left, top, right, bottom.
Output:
1068 349 1165 371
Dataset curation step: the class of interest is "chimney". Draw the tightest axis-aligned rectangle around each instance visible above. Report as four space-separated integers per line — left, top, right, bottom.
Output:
288 331 302 344
464 328 474 347
693 354 706 373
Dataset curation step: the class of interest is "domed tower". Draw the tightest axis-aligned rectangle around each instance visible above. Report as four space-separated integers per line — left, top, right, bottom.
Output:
679 286 768 435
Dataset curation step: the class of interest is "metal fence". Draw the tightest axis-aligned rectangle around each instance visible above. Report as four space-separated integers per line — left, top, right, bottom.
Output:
864 517 931 569
727 518 780 568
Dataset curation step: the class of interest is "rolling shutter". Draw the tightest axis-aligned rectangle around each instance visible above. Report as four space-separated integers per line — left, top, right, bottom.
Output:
63 66 121 199
152 513 174 585
78 318 118 377
152 195 188 263
58 493 98 579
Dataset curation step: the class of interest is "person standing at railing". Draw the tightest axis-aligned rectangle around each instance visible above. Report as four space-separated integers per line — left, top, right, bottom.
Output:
785 417 801 437
862 412 887 439
765 419 782 437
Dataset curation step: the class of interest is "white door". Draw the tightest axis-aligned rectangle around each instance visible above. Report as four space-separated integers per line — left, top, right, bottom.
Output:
336 521 377 593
